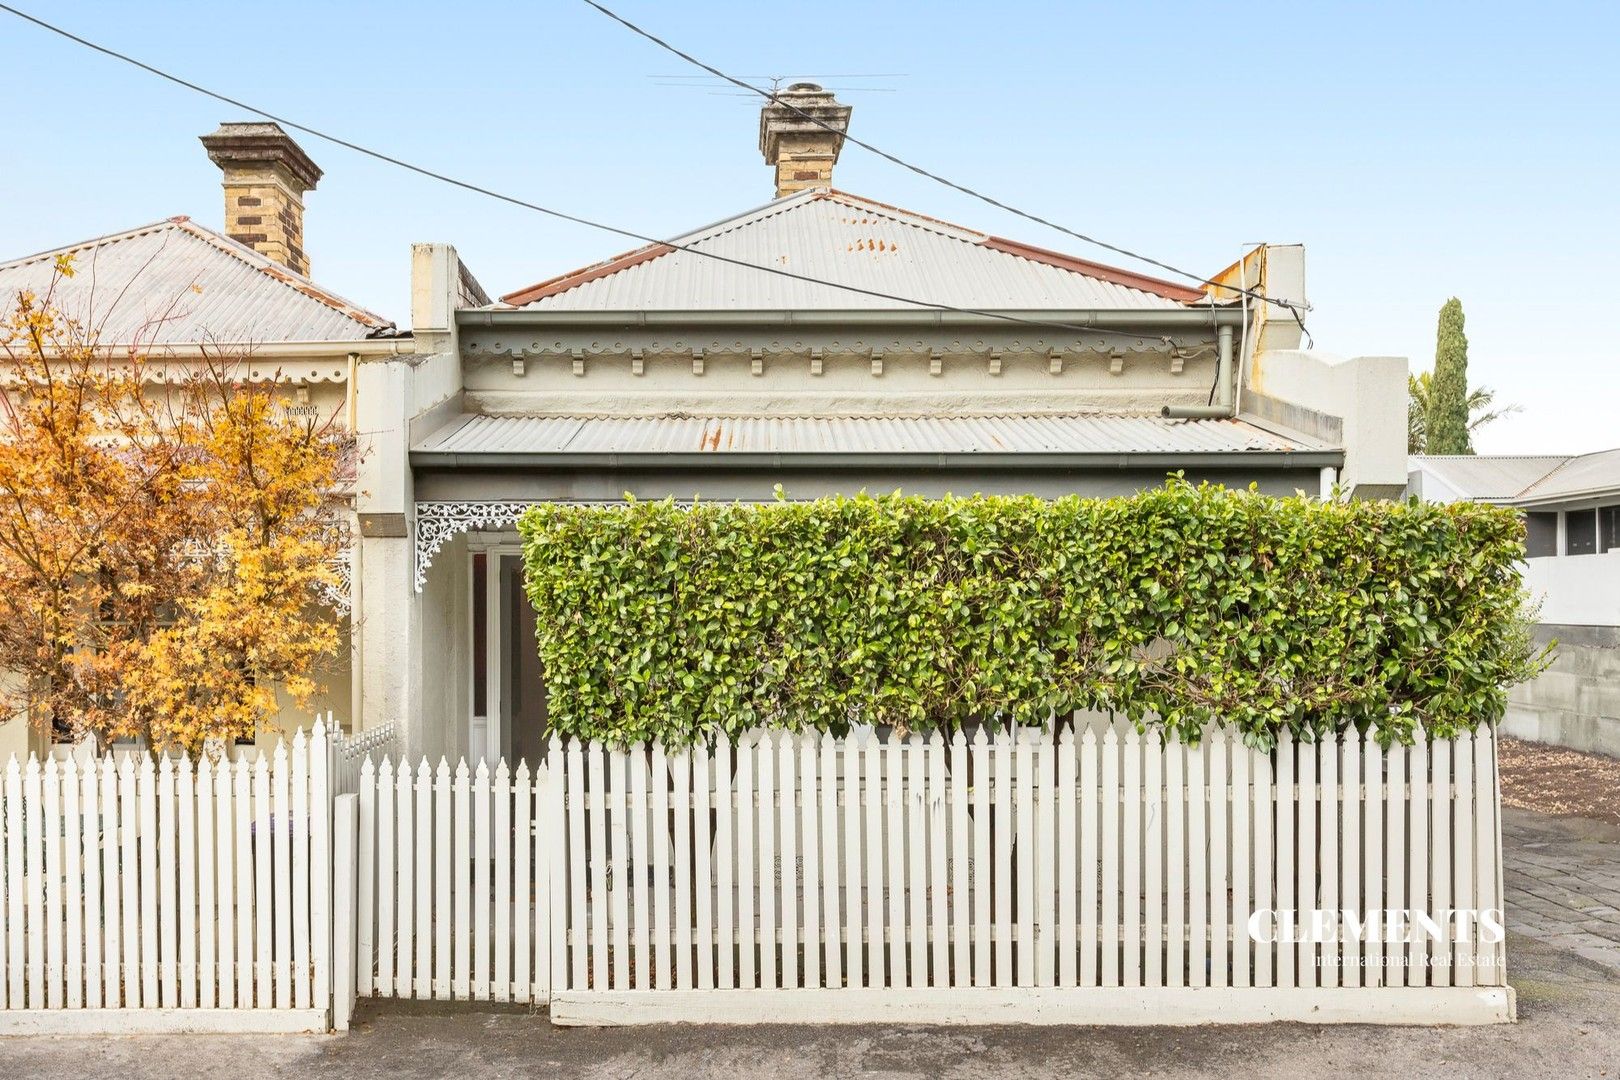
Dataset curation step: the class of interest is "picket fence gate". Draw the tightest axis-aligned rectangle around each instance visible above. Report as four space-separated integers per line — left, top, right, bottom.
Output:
0 721 337 1034
345 715 1513 1027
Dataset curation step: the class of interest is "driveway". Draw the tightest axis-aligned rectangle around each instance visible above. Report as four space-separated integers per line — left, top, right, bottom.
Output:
3 808 1618 1079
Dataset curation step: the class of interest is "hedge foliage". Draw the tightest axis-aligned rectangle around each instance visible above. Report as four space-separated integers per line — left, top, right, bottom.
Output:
517 482 1544 748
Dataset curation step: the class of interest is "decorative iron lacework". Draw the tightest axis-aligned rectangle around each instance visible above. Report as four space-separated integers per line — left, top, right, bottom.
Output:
319 549 354 616
414 501 536 591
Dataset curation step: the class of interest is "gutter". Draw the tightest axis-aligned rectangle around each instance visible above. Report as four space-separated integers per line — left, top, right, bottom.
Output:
35 338 417 360
457 308 1247 332
410 448 1344 471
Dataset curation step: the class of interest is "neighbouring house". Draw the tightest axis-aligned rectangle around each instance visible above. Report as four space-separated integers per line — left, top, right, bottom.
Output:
1410 451 1620 756
354 85 1410 763
0 122 415 760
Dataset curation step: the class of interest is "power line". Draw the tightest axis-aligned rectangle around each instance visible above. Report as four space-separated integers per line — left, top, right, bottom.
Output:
579 0 1306 318
0 3 1223 346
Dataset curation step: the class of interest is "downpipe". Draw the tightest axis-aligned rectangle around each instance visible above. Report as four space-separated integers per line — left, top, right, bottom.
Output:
1162 323 1234 419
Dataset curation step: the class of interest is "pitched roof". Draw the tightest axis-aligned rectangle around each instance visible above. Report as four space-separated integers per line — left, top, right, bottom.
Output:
413 412 1332 461
498 189 1207 312
0 217 393 346
1511 448 1620 505
1408 454 1572 503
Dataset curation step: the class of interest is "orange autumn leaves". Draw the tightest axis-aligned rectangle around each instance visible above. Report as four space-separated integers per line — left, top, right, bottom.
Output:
0 271 347 752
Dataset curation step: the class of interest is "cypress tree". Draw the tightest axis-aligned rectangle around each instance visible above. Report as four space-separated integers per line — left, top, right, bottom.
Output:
1427 297 1471 455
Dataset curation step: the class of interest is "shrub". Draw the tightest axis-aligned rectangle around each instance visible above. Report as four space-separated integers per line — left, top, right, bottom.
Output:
518 482 1545 748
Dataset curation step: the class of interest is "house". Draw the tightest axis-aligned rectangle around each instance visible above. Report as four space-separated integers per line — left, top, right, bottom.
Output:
1410 451 1620 756
353 85 1410 763
0 122 414 760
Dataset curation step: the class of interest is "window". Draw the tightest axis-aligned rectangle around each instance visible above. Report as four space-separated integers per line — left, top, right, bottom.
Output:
1566 509 1597 555
1525 512 1558 558
1602 506 1620 553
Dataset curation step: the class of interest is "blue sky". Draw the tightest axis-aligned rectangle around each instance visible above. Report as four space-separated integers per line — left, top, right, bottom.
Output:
3 1 1616 454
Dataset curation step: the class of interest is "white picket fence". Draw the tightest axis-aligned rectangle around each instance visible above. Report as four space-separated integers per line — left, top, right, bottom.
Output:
348 716 1512 1026
0 724 334 1033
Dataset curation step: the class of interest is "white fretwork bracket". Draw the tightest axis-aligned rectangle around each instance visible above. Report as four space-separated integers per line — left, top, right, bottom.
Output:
414 501 536 591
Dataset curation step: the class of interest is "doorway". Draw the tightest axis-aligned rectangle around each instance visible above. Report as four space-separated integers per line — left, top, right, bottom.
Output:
470 548 550 766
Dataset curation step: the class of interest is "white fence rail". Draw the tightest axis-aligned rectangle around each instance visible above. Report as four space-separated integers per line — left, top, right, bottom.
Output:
349 717 1511 1026
0 723 334 1033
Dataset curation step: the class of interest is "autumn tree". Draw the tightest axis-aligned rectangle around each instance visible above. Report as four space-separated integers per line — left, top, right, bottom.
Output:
0 264 349 753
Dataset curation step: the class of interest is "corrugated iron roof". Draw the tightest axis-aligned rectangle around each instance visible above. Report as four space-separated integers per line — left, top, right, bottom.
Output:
0 217 393 345
415 413 1329 459
497 190 1205 313
1510 448 1620 504
1408 455 1571 503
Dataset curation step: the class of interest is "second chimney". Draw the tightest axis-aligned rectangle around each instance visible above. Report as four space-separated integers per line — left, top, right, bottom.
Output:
759 83 852 199
200 122 322 276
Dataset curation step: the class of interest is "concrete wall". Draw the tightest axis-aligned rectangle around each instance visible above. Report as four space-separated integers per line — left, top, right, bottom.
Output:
1505 624 1620 759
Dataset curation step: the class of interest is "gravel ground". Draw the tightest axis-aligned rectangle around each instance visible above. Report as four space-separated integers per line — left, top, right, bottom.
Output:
1499 737 1620 825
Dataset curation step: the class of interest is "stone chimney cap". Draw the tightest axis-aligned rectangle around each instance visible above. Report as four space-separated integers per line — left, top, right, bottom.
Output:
200 121 322 191
758 83 853 165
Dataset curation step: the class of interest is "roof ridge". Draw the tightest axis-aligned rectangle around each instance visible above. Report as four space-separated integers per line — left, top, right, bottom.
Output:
164 218 392 329
498 188 1203 309
0 218 182 273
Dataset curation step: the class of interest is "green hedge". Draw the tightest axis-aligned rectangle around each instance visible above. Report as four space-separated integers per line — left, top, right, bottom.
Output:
518 482 1543 748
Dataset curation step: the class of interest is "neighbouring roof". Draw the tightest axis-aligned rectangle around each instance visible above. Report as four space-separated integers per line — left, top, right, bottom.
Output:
1408 455 1571 503
1511 448 1620 505
496 189 1208 313
413 413 1334 463
0 217 393 345
1410 451 1620 506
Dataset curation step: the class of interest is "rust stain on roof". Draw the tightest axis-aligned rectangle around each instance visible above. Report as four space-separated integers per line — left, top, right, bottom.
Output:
501 242 676 306
979 235 1206 303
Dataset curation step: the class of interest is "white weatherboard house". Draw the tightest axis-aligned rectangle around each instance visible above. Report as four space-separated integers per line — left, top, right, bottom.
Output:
1410 450 1620 756
354 85 1410 764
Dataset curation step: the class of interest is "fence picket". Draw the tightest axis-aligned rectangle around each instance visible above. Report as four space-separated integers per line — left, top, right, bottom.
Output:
1339 732 1360 986
158 757 178 1009
971 725 991 988
1101 724 1121 988
473 760 492 1000
251 755 271 1009
1407 731 1429 987
1454 732 1476 987
1361 729 1384 989
1274 732 1295 991
906 736 927 989
1185 735 1206 990
778 733 797 990
693 738 712 990
376 758 396 998
1295 735 1318 989
1385 741 1407 989
1429 737 1451 989
398 757 418 1001
886 734 906 989
2 758 16 1009
993 726 1013 988
586 744 609 992
818 735 841 990
195 757 214 1010
1080 726 1100 988
1033 728 1055 988
1122 726 1143 989
758 732 778 991
1253 735 1273 988
1318 732 1339 990
1058 727 1078 988
27 758 47 1008
453 759 472 999
290 732 311 1011
712 738 732 990
492 760 511 1002
672 747 693 990
233 759 253 1008
513 760 531 1003
567 739 590 993
434 759 453 1000
1229 731 1249 989
1143 728 1164 990
736 735 755 990
803 734 824 991
629 745 651 992
415 761 433 999
652 743 672 992
96 759 117 1009
843 731 864 991
63 760 83 1010
927 731 948 989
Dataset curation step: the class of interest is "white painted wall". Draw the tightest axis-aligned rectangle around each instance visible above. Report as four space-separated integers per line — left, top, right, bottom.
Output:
1522 552 1620 628
1249 349 1408 495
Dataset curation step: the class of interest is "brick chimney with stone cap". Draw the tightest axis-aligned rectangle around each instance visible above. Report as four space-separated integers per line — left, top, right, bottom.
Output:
759 83 852 198
200 122 322 276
